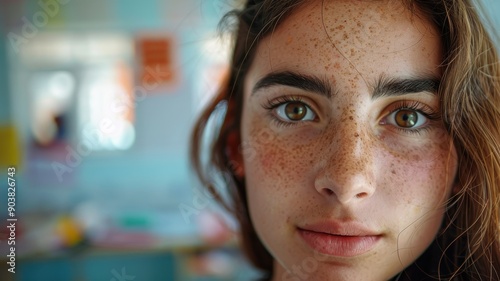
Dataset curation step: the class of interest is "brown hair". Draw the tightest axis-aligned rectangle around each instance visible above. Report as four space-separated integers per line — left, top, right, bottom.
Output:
190 0 500 279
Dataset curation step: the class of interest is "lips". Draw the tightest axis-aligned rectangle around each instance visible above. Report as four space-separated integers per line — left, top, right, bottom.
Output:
297 221 382 257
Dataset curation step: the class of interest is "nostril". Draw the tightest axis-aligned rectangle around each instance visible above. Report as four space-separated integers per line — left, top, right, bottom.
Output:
356 192 368 199
324 189 334 196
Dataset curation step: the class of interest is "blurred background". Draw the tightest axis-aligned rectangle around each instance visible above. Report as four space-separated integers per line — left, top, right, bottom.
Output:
0 0 498 281
0 0 259 280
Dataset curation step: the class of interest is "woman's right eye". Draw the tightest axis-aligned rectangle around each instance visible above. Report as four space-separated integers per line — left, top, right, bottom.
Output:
274 101 317 123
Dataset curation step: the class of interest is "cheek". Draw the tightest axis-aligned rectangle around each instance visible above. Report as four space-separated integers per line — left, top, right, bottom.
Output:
384 139 456 237
242 125 317 223
244 125 317 185
385 140 456 206
382 142 456 261
242 129 291 245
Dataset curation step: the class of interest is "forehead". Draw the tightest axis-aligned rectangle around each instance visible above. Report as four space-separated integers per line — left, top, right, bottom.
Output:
247 0 442 84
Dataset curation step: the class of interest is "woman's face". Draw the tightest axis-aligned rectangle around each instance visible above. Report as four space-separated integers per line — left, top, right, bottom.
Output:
238 0 458 280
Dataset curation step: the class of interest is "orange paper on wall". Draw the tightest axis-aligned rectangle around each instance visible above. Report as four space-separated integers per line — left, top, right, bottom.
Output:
137 37 176 89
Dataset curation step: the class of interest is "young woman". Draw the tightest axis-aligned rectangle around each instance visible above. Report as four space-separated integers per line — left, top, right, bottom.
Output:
191 0 500 280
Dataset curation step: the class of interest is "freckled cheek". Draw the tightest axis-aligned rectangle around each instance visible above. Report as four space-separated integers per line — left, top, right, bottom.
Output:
247 140 299 181
242 132 309 228
243 114 318 167
385 145 456 208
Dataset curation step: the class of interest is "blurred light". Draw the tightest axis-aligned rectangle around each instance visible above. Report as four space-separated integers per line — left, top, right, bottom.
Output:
194 32 231 113
202 34 232 62
19 32 133 66
32 110 57 145
49 72 75 101
79 63 135 151
110 120 135 150
30 71 75 145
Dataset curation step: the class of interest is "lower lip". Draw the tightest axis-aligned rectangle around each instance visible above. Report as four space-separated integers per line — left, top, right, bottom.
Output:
298 229 380 257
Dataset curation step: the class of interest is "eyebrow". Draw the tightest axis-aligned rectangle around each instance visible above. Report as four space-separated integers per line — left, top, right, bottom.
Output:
251 71 439 99
252 71 333 98
372 76 440 99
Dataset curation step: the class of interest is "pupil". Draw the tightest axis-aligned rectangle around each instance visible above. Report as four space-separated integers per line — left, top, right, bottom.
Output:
285 102 306 120
396 110 417 127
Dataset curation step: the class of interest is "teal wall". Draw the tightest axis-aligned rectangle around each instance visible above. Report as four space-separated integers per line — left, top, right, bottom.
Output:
482 0 500 44
3 0 223 210
0 24 11 125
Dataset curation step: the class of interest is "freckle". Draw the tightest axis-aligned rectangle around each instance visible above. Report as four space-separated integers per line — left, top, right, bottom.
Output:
343 32 349 40
391 170 396 175
349 116 354 121
334 62 341 69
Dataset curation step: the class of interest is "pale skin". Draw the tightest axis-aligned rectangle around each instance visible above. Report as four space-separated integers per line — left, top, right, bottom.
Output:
234 0 458 280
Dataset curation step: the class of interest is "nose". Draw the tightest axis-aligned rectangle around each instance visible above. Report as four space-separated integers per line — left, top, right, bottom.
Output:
314 129 376 205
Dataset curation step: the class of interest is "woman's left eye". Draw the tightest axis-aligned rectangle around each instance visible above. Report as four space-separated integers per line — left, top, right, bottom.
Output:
275 101 316 122
384 109 428 129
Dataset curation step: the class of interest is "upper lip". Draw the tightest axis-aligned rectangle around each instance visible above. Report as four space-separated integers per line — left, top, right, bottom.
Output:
298 220 381 237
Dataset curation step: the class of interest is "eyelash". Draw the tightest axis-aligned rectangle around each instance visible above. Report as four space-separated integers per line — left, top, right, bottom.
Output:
262 96 442 134
262 95 305 109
